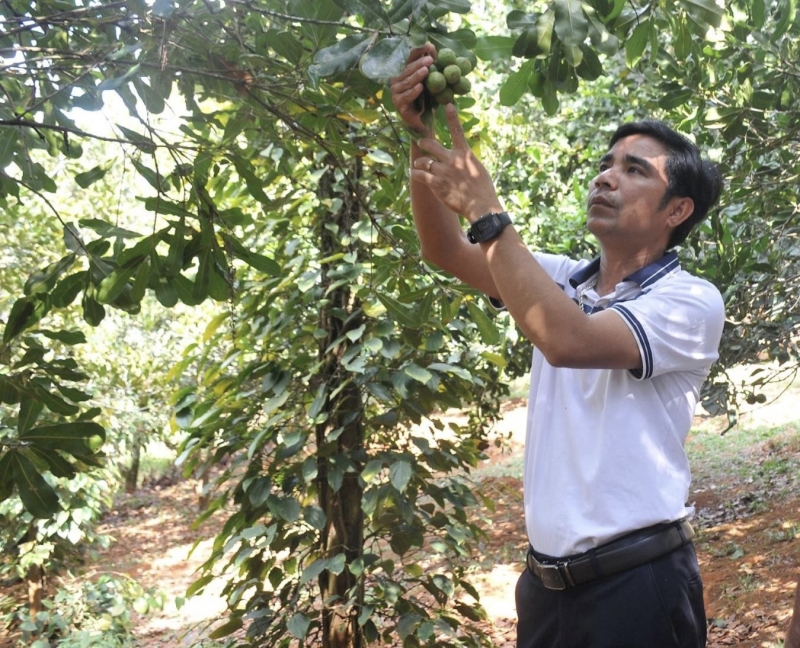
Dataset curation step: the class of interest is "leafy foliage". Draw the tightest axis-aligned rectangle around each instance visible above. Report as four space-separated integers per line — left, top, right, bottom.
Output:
2 0 800 645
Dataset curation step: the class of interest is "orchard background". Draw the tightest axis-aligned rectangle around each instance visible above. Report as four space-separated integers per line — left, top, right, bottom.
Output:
1 0 799 646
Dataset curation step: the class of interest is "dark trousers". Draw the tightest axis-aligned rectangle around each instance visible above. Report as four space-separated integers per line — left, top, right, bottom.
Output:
515 543 706 648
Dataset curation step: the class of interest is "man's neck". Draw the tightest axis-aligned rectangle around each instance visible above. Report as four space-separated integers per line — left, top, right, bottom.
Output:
596 249 666 296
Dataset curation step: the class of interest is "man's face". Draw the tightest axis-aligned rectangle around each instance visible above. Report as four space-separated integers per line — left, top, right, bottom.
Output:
586 134 680 248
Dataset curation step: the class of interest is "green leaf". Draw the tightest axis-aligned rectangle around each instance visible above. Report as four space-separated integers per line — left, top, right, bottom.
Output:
37 328 86 345
287 613 310 639
12 451 60 518
389 460 413 492
586 8 620 55
81 291 106 326
152 0 176 19
268 495 300 522
331 0 390 24
500 60 534 106
0 376 20 405
96 264 140 304
51 272 86 308
222 234 281 276
186 573 214 597
309 34 372 81
300 558 328 584
116 124 156 153
0 453 13 501
0 127 17 168
98 63 141 92
576 44 603 80
130 257 151 303
18 398 44 433
377 294 421 329
474 36 515 61
359 36 411 81
403 363 433 383
553 0 589 47
3 297 45 344
658 86 693 110
680 0 725 29
20 379 78 416
429 0 471 13
361 458 383 484
772 0 797 41
132 76 166 114
625 21 649 68
24 253 77 296
130 159 163 191
303 505 327 530
74 165 108 188
20 422 106 455
466 301 501 344
514 11 556 59
267 30 305 64
208 617 243 640
751 0 766 27
563 44 583 67
541 79 559 114
37 447 76 479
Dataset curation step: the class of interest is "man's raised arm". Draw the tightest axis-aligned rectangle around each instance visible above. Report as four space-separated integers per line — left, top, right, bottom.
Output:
389 47 500 300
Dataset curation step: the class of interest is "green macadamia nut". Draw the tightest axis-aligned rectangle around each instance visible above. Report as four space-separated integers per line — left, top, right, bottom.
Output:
436 48 457 68
452 76 471 95
425 71 447 94
434 87 455 105
422 45 475 109
443 64 461 85
455 57 472 75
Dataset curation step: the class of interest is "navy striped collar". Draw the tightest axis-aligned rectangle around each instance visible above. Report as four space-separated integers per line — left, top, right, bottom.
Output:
568 251 680 289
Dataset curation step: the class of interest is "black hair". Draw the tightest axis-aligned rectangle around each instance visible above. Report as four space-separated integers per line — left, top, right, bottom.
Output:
608 120 722 249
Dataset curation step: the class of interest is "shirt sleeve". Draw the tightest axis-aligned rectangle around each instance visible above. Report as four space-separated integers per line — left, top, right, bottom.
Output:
487 252 584 310
610 276 725 380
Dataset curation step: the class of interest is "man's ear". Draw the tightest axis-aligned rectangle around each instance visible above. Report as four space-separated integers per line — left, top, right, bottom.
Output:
666 196 694 227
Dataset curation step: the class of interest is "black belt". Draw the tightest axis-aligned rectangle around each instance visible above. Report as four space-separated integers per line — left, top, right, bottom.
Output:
526 519 695 591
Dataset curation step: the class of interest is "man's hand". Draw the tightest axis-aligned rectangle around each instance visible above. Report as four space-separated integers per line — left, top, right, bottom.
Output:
389 44 436 134
411 103 503 222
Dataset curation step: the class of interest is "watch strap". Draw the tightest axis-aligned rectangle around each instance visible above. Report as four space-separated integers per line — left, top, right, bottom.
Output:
467 211 512 244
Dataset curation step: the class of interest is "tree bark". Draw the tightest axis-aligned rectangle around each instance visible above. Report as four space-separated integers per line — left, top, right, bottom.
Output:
125 430 142 493
315 154 365 648
787 577 800 648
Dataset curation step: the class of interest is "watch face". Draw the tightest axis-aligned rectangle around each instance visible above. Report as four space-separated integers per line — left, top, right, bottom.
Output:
472 215 500 242
475 218 495 236
468 212 509 243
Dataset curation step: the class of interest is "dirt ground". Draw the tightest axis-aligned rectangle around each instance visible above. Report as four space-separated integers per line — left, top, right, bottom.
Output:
82 393 800 646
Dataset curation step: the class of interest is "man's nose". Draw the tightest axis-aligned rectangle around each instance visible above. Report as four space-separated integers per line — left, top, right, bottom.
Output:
594 168 616 188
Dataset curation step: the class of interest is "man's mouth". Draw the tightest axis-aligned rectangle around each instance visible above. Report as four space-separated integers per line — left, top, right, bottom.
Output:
589 194 614 209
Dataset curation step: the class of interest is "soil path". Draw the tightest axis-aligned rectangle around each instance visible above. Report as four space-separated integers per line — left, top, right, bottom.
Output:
99 392 799 647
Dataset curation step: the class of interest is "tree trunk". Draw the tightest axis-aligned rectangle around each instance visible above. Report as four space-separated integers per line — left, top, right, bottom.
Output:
316 154 365 648
125 430 142 493
787 577 800 648
24 528 44 617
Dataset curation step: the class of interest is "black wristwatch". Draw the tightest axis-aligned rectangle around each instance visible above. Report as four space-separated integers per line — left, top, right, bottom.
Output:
467 211 512 244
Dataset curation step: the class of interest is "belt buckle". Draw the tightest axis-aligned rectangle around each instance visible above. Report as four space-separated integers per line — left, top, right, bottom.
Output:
537 560 577 590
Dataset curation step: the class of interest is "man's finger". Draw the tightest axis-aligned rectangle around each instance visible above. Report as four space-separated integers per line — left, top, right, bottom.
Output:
444 103 468 150
409 43 437 61
416 137 449 160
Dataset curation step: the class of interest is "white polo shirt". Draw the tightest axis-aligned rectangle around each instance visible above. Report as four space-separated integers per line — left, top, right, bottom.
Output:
524 251 725 557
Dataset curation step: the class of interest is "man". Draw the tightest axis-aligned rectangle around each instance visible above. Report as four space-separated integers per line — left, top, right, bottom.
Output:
390 43 725 647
